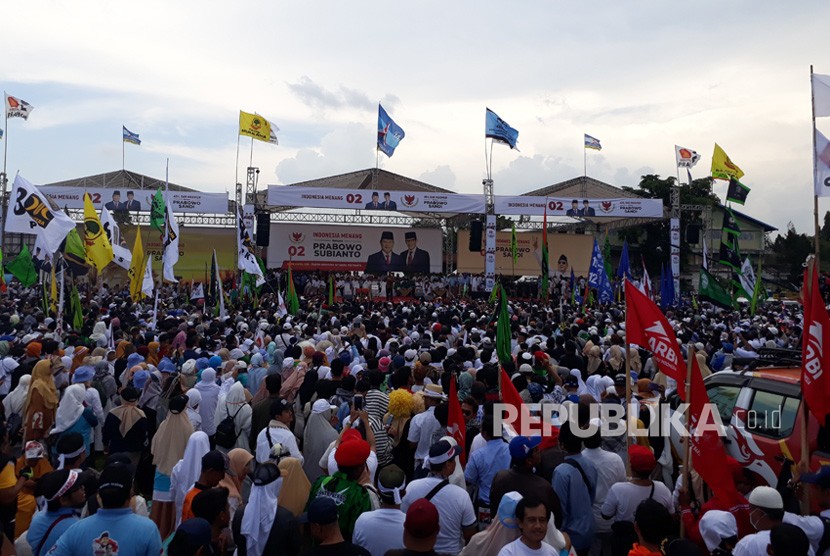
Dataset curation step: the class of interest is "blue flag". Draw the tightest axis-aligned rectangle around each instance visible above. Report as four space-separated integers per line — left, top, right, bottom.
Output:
616 240 631 280
485 108 519 149
588 239 613 304
660 263 675 309
122 126 140 145
377 104 405 157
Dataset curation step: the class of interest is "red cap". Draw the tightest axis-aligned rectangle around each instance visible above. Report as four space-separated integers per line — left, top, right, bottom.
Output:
405 498 440 538
628 444 657 474
341 429 362 444
334 439 370 467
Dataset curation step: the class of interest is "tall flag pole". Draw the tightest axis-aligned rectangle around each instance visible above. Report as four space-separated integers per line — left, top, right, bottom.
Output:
540 206 549 302
510 222 518 277
1 94 34 253
584 134 602 176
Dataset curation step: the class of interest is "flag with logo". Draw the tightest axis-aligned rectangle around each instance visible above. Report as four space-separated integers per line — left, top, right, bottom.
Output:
162 197 179 283
128 228 146 301
738 257 756 299
83 193 113 271
698 267 733 310
495 284 512 365
802 262 830 423
485 108 519 149
377 104 405 157
711 143 744 181
149 188 165 233
6 244 36 287
62 229 89 277
584 134 602 150
726 178 751 205
617 240 631 280
100 205 121 247
5 175 76 254
5 94 33 119
625 279 687 398
122 126 140 145
237 207 265 286
722 208 741 237
239 110 279 145
813 73 830 118
815 128 830 197
540 207 549 301
142 256 154 298
675 145 701 168
718 238 741 270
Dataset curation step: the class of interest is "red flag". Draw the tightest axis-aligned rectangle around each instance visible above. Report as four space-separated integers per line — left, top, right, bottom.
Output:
688 354 742 505
448 374 467 464
802 266 830 424
624 279 687 400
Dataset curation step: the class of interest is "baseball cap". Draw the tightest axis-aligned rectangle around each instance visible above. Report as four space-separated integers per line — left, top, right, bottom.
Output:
508 436 542 460
614 374 627 387
252 462 282 486
201 450 229 474
377 464 406 504
748 486 783 510
303 496 339 525
628 445 657 474
800 466 830 489
334 438 371 467
563 375 579 388
98 463 133 495
171 518 213 555
404 498 440 538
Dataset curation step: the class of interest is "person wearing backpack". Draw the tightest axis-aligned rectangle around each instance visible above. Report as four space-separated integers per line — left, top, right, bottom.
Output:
552 422 597 556
213 382 252 452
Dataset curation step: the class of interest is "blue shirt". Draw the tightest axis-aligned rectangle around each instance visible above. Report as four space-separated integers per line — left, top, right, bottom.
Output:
464 438 511 504
28 508 79 556
50 507 162 556
552 453 597 551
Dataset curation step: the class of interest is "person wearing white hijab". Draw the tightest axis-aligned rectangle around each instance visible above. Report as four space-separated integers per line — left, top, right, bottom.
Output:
185 389 202 431
195 368 221 436
302 399 339 483
213 382 252 452
570 369 588 396
3 374 30 418
239 462 290 556
0 357 19 396
169 431 210 527
50 384 96 456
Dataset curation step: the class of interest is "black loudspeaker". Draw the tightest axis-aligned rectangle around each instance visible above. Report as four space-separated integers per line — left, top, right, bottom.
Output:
469 220 483 251
256 213 271 247
686 224 701 244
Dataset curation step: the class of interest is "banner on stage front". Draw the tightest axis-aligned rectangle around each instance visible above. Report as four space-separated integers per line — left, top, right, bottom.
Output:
39 186 229 214
267 186 485 214
266 223 443 273
494 196 663 218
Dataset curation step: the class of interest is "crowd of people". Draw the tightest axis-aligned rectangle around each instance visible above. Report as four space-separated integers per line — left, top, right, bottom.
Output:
0 270 821 556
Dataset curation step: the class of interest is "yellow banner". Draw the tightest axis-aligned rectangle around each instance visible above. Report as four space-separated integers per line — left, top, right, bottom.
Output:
711 143 744 181
83 193 114 271
239 110 277 144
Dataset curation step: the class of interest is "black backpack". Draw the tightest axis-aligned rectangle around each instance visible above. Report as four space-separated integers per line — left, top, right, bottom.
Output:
215 405 244 449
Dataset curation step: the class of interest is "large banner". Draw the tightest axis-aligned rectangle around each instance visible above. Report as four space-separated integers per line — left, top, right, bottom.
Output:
266 223 443 273
457 230 594 277
267 186 485 214
39 186 228 214
494 196 663 218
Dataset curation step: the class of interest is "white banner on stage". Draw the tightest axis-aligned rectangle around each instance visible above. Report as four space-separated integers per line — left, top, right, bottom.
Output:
267 186 485 214
39 186 229 214
493 196 663 218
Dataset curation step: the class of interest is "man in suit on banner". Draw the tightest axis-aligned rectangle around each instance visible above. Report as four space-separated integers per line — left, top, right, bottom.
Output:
365 191 382 210
124 191 142 211
400 231 430 274
382 192 397 211
365 230 403 274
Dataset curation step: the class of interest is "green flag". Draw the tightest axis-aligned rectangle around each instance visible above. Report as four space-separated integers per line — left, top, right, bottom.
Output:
150 188 166 232
328 274 335 305
722 208 741 237
70 283 84 330
699 267 733 309
286 266 300 315
510 223 518 269
750 258 764 316
488 283 499 304
495 284 512 365
726 178 751 205
6 244 37 287
63 228 89 277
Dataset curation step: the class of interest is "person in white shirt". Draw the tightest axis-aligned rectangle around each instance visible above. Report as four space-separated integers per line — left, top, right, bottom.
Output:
255 398 303 464
353 464 407 556
601 444 674 523
497 496 566 556
407 384 445 474
581 418 626 556
734 486 822 556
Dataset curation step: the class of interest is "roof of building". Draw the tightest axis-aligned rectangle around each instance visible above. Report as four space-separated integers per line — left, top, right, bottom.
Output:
521 175 647 200
44 169 199 193
278 168 453 193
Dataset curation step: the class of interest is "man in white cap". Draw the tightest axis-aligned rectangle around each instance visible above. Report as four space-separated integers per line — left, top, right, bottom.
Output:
407 384 445 476
733 486 823 556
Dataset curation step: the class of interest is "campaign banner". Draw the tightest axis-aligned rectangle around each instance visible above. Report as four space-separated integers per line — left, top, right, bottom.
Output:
39 186 229 214
267 186 485 214
485 215 496 292
493 196 663 218
457 230 594 277
266 223 443 273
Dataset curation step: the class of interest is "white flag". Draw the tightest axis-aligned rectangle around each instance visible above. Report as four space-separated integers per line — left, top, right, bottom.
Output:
5 175 75 254
191 283 205 300
816 128 830 197
675 145 700 168
813 74 830 118
33 234 52 271
236 207 265 286
739 257 756 298
163 200 179 283
277 291 288 318
142 256 154 297
100 205 121 247
5 94 33 120
214 250 227 319
702 235 709 270
112 244 132 270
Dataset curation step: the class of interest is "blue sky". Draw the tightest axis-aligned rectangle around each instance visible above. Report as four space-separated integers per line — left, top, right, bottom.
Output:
2 0 829 234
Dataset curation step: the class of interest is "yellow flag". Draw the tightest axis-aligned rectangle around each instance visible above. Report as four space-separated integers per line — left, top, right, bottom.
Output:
239 110 278 144
711 143 745 181
50 265 57 315
128 229 145 300
83 193 113 271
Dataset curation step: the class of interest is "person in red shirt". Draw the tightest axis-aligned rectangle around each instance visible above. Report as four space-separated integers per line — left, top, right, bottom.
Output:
181 450 227 524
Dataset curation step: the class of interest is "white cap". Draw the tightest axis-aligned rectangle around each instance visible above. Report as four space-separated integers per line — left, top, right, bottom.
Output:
748 486 783 510
311 399 337 414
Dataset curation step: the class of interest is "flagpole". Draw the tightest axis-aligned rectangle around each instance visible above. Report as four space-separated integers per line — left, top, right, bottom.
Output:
583 145 587 177
1 100 10 253
681 343 695 539
812 65 821 262
623 319 632 478
235 132 241 194
249 137 254 168
122 130 125 171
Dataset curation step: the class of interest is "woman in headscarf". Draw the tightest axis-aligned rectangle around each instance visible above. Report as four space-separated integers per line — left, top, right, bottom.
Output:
49 383 98 456
629 346 643 374
150 395 194 539
138 369 163 430
246 353 268 398
185 389 202 431
279 361 307 403
220 448 255 519
213 382 252 452
585 374 605 403
114 341 135 383
90 321 108 348
3 374 30 423
569 368 588 396
457 369 474 401
102 386 148 464
276 457 310 518
195 368 220 437
94 360 118 411
170 431 210 528
586 344 604 376
302 399 339 483
146 341 161 367
24 361 58 443
70 346 89 373
608 345 626 373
